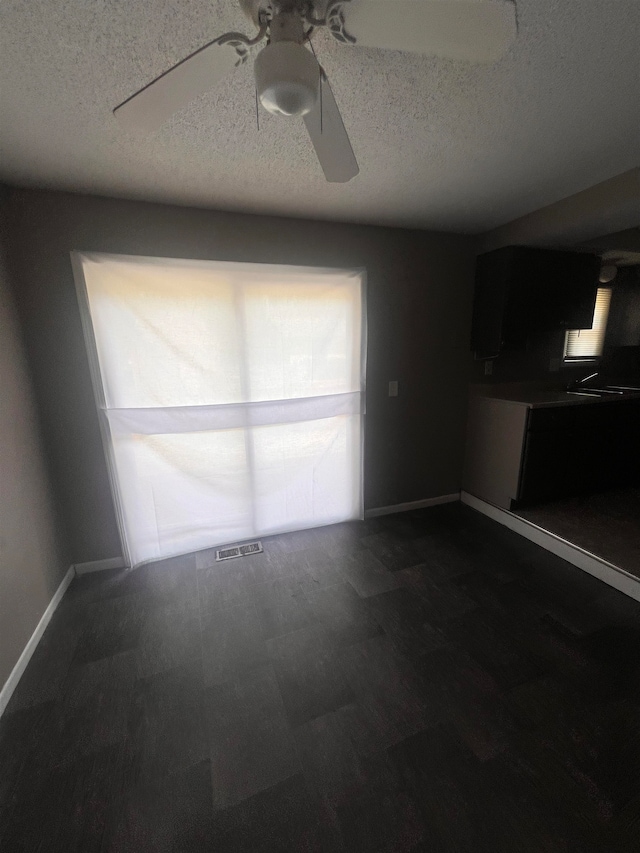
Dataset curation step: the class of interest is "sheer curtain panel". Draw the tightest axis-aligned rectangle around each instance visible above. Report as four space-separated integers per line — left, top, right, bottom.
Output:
74 253 365 567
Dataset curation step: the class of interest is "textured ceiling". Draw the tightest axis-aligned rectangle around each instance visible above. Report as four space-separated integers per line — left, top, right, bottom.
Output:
0 0 638 232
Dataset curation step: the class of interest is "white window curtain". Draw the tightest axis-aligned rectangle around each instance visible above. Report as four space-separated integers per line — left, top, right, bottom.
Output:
74 253 366 567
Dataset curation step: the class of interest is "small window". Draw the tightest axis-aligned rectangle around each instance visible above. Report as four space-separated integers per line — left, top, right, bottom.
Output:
564 287 612 361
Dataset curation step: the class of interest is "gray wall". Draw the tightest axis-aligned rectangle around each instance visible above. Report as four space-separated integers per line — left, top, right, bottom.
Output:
481 168 640 252
0 191 68 692
5 188 477 565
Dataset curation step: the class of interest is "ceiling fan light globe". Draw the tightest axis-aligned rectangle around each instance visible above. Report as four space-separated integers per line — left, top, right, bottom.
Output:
599 264 617 283
255 41 319 118
259 82 316 116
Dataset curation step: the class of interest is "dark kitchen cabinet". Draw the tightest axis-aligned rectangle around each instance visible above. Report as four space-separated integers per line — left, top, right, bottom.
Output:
471 246 600 355
518 407 576 503
606 400 640 486
518 429 574 503
518 400 640 505
605 267 640 348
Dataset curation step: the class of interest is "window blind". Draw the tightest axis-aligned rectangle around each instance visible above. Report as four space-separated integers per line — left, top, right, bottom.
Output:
564 287 612 360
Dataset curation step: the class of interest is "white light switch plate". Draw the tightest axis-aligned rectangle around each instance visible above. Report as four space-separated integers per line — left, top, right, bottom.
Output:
388 380 398 397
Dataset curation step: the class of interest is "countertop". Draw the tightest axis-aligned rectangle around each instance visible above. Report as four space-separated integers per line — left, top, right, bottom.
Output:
474 385 640 410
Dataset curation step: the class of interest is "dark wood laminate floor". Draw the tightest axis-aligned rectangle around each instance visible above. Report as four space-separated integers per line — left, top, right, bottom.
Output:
517 486 640 579
2 503 640 851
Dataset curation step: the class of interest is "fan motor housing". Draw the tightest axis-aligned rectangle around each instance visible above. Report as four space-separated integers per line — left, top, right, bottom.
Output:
240 0 269 27
240 0 309 28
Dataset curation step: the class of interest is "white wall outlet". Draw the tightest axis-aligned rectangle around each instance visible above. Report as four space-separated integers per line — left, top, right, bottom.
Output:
484 361 493 376
388 380 398 397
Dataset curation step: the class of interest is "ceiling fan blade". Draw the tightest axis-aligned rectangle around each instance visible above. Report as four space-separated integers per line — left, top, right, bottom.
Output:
330 0 517 63
303 72 359 183
114 39 244 134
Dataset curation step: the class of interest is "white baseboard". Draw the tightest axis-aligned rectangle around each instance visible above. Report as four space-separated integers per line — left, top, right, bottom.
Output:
365 493 460 519
74 556 127 575
0 565 76 718
460 491 640 603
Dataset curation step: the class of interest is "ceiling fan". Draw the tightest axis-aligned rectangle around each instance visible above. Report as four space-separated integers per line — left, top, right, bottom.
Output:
114 0 517 183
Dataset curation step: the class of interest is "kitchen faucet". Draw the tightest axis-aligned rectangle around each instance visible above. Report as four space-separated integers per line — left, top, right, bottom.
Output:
566 371 599 391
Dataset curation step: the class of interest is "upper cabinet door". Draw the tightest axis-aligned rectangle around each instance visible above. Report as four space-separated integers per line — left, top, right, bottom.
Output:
470 246 600 355
540 250 599 330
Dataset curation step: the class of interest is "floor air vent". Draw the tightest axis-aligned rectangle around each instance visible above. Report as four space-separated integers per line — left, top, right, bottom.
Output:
215 541 263 562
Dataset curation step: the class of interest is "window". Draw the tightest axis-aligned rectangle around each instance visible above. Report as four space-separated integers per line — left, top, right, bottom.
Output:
564 287 612 360
74 253 366 567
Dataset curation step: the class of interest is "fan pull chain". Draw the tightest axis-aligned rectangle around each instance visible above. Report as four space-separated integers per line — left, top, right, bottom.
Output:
255 87 260 131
